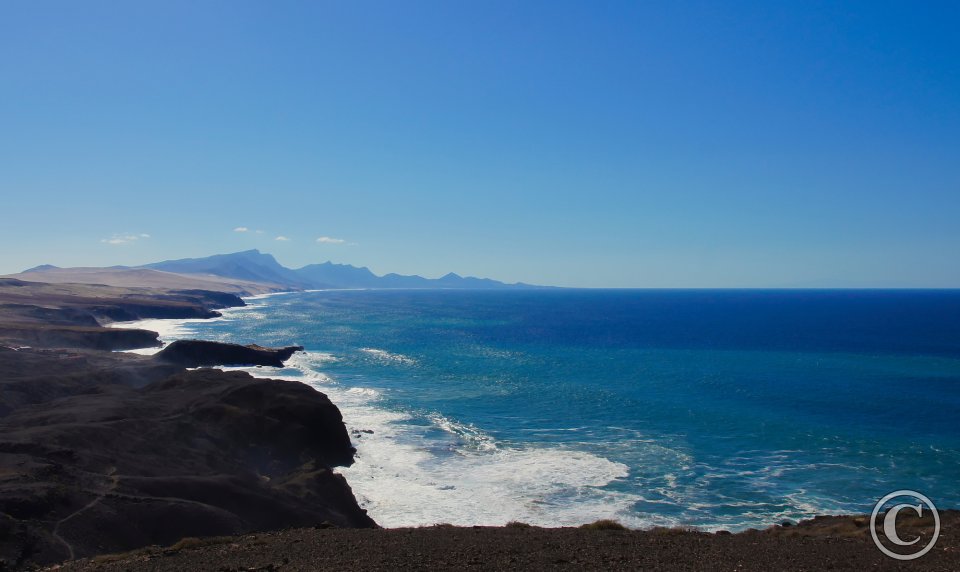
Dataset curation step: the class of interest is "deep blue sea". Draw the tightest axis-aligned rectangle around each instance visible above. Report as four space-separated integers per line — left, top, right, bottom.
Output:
139 289 960 530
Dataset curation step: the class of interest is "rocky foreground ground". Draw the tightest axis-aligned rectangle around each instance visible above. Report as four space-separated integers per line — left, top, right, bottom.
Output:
52 511 960 571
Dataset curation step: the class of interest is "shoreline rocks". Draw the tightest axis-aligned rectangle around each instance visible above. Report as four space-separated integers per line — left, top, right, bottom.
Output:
154 340 304 368
0 280 373 570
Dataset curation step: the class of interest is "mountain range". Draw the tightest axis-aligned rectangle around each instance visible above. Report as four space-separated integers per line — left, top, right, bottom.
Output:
14 250 536 293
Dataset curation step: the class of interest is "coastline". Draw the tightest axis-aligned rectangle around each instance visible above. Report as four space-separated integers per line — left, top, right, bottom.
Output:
0 280 376 569
107 295 651 530
3 281 958 570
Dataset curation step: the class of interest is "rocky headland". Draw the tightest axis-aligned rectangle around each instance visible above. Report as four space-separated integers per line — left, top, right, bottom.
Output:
153 340 304 368
0 279 373 570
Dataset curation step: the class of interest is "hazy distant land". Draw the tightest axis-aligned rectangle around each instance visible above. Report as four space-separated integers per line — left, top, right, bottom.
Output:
5 250 538 295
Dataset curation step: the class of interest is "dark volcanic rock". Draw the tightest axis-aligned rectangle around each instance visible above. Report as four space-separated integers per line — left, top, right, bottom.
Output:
0 324 160 351
0 348 180 417
146 370 356 469
0 304 100 327
169 289 246 309
154 340 303 367
0 369 373 568
0 278 380 571
84 302 220 324
0 280 374 571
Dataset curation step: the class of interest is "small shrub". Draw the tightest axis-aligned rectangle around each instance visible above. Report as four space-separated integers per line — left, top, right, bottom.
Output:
505 521 532 528
580 519 627 531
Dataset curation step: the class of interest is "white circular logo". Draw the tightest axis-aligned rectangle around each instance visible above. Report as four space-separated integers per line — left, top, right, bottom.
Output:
870 490 940 561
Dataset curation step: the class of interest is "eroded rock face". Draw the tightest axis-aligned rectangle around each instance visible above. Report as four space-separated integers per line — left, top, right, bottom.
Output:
153 340 304 368
0 369 373 568
0 281 374 570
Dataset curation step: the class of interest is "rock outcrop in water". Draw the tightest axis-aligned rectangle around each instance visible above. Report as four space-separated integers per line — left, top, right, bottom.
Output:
154 340 304 368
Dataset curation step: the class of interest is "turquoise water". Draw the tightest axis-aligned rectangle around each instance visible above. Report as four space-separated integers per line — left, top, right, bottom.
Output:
160 289 960 530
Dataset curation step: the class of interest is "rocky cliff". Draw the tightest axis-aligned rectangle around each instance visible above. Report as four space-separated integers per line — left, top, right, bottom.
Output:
154 340 304 368
0 281 374 570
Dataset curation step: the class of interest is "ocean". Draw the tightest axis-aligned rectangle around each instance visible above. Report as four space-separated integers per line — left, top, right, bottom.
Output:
129 289 960 531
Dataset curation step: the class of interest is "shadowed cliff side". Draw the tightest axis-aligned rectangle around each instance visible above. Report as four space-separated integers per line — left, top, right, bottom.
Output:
0 369 374 568
0 280 375 570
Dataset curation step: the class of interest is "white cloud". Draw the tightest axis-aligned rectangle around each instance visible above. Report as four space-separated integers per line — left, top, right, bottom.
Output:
275 235 290 241
255 229 265 234
233 227 249 233
316 236 347 244
101 233 150 245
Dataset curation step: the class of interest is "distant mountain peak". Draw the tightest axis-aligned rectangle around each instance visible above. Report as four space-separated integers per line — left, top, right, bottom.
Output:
142 250 308 288
23 264 59 272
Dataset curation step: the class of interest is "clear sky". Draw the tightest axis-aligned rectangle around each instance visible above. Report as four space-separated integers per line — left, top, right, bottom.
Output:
2 1 958 287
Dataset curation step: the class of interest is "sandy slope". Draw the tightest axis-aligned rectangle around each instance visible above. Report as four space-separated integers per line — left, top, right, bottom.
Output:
3 267 284 296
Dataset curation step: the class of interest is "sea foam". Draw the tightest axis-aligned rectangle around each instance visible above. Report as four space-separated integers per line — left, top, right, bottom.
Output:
106 317 218 354
104 289 926 531
359 347 417 365
220 350 651 529
107 298 658 529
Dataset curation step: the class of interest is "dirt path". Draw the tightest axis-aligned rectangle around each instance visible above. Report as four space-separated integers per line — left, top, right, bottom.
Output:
51 468 119 561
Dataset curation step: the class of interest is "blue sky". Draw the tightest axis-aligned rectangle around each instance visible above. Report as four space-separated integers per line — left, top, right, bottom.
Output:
1 1 958 287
